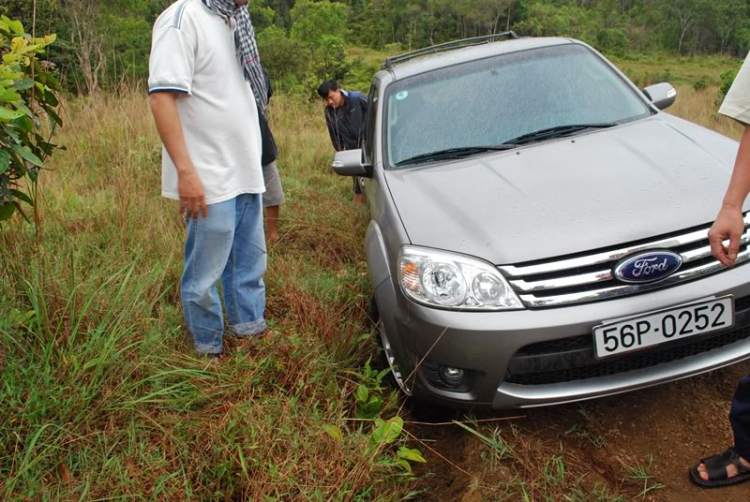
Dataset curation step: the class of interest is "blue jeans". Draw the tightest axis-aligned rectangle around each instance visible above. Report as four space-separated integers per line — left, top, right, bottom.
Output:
181 194 267 355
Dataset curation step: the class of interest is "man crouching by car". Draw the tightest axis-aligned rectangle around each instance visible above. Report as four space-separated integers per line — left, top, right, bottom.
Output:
317 79 368 203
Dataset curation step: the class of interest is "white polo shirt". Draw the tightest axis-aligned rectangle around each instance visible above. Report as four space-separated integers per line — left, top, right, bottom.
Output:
720 52 750 126
148 0 264 205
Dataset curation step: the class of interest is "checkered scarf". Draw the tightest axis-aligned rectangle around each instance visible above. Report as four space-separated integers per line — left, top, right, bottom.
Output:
201 0 268 113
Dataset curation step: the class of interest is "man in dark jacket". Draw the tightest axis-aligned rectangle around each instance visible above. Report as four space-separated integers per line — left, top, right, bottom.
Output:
317 80 368 202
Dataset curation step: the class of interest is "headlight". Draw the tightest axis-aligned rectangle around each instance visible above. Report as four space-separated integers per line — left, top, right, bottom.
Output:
398 246 523 311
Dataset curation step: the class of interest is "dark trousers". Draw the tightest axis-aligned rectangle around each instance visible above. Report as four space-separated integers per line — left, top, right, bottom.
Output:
731 375 750 459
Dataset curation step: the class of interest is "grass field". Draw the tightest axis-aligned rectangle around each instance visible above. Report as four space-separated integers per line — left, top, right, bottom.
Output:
0 91 425 500
0 51 748 500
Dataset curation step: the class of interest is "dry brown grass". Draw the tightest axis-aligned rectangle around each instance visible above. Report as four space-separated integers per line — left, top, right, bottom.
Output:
669 85 744 139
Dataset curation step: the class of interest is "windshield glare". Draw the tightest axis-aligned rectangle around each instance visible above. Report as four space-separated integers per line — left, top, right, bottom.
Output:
386 44 651 167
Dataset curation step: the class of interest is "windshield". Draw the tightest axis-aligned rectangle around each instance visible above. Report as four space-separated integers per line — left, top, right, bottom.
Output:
385 44 651 168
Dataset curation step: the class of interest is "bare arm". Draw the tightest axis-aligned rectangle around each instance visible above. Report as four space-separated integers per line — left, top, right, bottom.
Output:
149 92 207 219
709 126 750 267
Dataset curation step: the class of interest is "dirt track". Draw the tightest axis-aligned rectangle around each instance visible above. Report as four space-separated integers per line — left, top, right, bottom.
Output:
412 361 750 501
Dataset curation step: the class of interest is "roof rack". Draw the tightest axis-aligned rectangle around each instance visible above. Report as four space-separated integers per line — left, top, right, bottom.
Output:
383 32 519 69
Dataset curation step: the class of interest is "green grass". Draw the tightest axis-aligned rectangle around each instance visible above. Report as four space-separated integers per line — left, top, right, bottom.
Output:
0 92 420 500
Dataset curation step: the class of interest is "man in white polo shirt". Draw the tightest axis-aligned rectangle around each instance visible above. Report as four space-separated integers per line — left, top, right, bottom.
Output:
148 0 268 357
690 56 750 488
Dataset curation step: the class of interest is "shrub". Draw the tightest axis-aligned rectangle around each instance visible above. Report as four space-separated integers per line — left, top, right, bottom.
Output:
0 16 61 222
258 25 306 88
597 28 628 56
719 70 737 103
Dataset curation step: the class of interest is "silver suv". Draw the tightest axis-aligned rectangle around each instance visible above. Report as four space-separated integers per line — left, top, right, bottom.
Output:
332 33 750 409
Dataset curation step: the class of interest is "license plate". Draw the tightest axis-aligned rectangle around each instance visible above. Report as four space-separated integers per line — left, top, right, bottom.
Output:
593 296 735 359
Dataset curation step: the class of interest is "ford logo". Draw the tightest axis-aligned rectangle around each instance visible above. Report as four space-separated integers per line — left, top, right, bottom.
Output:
614 251 683 284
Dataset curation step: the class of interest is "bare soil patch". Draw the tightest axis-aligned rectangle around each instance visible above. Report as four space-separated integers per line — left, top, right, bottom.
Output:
410 362 750 501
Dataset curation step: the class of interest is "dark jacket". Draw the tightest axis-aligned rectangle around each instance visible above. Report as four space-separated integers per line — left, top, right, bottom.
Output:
324 90 368 151
259 71 278 166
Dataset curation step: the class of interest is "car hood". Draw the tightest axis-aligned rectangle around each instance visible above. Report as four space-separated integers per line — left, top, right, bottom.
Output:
384 115 745 265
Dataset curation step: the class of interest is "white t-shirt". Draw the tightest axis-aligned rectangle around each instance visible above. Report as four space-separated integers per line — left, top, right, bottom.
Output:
720 52 750 126
148 0 264 205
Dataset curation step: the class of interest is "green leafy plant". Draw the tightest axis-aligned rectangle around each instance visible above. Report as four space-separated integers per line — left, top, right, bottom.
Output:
0 15 61 222
352 357 394 419
370 416 426 473
718 69 737 106
693 76 709 91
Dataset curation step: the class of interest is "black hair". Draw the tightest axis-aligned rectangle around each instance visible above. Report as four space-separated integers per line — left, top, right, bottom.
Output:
317 80 339 98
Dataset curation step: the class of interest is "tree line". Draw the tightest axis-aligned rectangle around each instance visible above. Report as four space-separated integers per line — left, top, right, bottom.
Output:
2 0 749 95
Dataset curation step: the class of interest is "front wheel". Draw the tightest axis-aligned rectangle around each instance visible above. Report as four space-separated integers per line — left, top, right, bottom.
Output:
371 296 455 422
370 296 413 396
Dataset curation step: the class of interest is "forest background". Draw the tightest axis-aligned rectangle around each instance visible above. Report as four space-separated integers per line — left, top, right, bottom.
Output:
3 0 750 97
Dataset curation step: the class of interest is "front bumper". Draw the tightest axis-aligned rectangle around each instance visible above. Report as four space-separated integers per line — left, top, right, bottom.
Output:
377 262 750 409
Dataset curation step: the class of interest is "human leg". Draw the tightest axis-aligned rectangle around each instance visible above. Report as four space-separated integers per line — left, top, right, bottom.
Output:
222 193 267 336
265 205 280 242
181 198 237 355
262 161 285 241
353 176 364 204
690 376 750 487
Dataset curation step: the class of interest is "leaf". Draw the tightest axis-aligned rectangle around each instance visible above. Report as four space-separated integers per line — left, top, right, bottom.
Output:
2 54 22 65
40 104 62 127
0 201 16 220
6 19 24 37
15 103 32 117
2 123 21 143
13 116 32 133
355 384 369 404
10 189 33 206
12 145 43 167
59 463 72 483
323 425 343 442
0 150 8 174
397 446 426 463
12 78 33 91
44 89 59 107
372 417 403 444
0 107 23 122
0 87 20 103
395 459 412 473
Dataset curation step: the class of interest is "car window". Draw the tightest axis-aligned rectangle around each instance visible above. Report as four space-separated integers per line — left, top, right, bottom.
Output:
364 83 378 164
385 44 651 168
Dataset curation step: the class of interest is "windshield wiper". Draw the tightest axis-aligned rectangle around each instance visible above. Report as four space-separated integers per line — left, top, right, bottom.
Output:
395 145 519 167
503 122 617 146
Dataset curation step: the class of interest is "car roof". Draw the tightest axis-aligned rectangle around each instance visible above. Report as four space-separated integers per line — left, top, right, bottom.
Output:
382 37 579 82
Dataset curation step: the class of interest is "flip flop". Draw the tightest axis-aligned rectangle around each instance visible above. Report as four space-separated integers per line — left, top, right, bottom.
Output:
689 447 750 488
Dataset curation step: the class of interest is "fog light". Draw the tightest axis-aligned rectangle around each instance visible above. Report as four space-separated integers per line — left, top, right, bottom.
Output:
439 366 466 386
420 360 474 392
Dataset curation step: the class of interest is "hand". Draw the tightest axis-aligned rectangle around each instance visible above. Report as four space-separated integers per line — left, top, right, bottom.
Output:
178 170 208 219
708 207 745 267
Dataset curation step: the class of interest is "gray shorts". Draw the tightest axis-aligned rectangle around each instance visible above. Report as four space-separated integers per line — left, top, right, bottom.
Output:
262 161 285 207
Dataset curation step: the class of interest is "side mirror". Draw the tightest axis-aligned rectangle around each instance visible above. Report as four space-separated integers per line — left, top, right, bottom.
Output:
331 149 373 178
643 82 677 111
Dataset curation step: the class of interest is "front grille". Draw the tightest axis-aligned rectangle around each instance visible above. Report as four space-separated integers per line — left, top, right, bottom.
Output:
500 215 750 308
506 326 750 385
505 296 750 386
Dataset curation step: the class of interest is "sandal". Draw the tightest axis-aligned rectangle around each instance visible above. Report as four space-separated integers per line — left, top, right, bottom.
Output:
689 447 750 488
